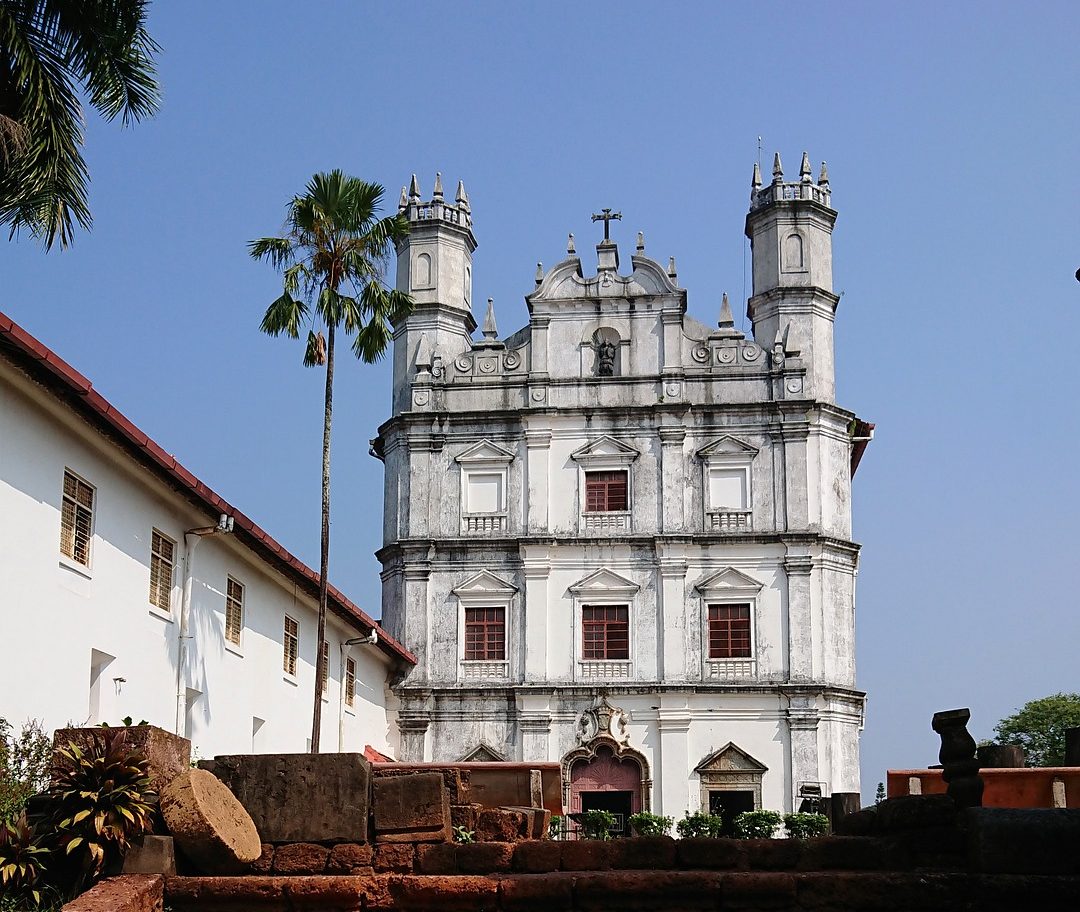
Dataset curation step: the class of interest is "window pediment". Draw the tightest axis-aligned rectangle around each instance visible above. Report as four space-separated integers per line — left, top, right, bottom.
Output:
461 741 506 762
695 742 768 773
452 570 518 598
569 567 640 598
694 567 763 596
455 439 515 465
571 436 640 466
696 435 759 460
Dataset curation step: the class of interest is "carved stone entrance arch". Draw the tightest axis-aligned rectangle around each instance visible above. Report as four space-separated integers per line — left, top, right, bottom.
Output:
694 742 766 812
562 736 652 817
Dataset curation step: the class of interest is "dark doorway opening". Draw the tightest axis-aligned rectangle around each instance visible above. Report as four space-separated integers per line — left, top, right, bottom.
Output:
708 789 755 836
580 789 633 837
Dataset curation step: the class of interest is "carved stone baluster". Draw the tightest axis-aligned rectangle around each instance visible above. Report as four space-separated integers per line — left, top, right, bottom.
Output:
931 708 984 808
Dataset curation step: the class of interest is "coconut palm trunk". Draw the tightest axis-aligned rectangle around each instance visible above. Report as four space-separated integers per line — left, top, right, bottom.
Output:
311 322 334 750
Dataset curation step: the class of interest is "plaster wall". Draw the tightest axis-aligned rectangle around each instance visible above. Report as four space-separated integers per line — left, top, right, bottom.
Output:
0 364 398 759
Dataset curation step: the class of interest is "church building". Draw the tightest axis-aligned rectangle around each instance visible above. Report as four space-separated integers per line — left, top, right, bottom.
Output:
374 155 873 827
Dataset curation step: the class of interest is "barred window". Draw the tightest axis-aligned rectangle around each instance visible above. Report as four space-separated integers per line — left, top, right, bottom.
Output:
320 640 329 694
345 656 356 707
225 577 244 646
585 471 628 512
582 605 629 660
60 470 94 565
464 607 506 661
149 530 175 612
708 604 752 659
283 615 299 676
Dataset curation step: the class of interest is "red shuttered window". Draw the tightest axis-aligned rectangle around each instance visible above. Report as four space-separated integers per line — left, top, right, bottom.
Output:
585 471 628 512
464 607 506 661
582 605 629 660
708 604 752 658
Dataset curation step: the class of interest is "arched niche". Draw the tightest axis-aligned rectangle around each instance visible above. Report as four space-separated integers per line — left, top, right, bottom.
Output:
562 736 653 828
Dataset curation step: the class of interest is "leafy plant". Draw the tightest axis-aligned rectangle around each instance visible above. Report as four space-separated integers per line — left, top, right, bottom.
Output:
575 809 616 840
0 814 49 907
97 718 147 728
452 826 474 844
38 736 155 896
783 813 830 839
994 693 1080 767
733 810 782 839
627 811 673 837
0 718 52 824
675 811 724 839
548 814 564 840
875 782 886 805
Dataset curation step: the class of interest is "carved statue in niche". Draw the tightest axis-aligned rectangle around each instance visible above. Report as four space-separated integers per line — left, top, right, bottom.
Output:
592 329 617 377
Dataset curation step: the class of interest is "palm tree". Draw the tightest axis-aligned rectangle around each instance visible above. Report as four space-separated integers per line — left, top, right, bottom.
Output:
251 170 412 753
0 0 160 249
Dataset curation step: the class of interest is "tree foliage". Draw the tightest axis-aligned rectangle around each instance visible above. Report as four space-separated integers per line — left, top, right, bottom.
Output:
994 692 1080 767
0 0 160 249
0 718 52 825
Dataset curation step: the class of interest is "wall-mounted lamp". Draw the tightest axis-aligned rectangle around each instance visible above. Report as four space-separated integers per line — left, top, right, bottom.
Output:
345 632 379 647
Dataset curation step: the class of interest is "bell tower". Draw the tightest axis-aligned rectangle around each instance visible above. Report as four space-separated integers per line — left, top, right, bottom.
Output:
391 172 477 414
744 152 839 401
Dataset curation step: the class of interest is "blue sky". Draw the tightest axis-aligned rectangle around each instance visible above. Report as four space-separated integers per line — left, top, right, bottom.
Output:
3 1 1078 797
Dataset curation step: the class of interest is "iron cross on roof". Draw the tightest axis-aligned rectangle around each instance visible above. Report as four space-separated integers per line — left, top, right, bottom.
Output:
591 208 622 241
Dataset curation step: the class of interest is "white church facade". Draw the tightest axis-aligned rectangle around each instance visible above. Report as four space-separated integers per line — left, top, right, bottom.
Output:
375 156 873 826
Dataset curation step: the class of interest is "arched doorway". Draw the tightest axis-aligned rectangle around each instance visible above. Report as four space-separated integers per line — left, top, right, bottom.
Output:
564 738 648 837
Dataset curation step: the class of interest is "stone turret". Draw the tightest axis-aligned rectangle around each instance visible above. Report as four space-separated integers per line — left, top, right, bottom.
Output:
391 173 478 414
744 151 839 401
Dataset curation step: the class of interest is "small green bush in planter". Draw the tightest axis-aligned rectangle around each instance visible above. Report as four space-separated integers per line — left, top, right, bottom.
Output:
627 811 673 837
783 812 830 839
575 809 617 840
675 811 724 839
733 809 782 839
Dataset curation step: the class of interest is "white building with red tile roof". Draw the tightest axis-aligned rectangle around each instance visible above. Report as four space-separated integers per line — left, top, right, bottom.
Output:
0 310 415 759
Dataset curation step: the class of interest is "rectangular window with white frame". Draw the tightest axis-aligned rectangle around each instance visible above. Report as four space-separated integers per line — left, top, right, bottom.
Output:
283 614 299 677
225 576 244 647
149 529 175 613
571 436 639 533
60 469 95 566
696 436 758 533
345 656 356 708
456 440 514 534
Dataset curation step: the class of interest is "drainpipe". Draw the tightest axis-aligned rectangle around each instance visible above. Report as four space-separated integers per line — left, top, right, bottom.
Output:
175 514 234 735
338 632 378 752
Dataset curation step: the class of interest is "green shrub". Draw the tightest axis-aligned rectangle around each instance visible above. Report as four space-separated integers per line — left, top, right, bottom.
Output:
575 809 617 840
783 812 830 839
37 735 155 896
733 809 782 839
452 825 474 844
675 811 724 839
627 812 673 837
0 719 52 825
0 815 50 907
548 814 564 840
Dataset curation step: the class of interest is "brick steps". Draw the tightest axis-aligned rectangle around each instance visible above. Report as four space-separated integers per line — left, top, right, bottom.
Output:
163 871 1080 911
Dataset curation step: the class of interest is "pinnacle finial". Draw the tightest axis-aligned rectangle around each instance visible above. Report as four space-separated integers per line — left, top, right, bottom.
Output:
408 174 421 200
719 292 734 328
752 161 762 191
636 231 645 253
456 179 469 208
567 233 576 255
482 297 498 340
818 161 829 188
772 152 783 182
398 186 407 211
800 152 812 183
414 332 433 370
668 256 677 278
535 262 544 285
433 171 444 199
